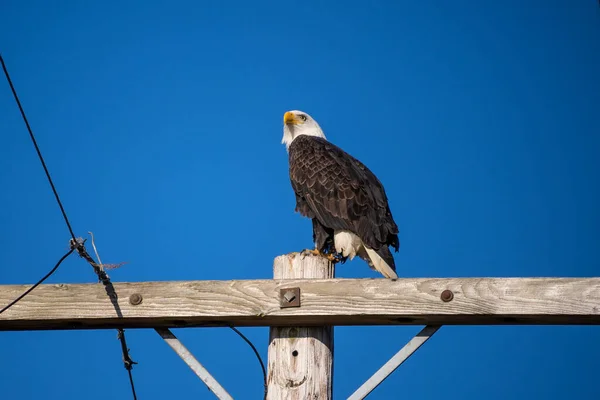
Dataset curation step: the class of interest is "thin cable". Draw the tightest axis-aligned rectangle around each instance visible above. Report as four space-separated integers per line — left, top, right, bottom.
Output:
118 328 138 400
229 326 268 400
86 233 138 400
0 248 75 315
0 53 76 241
2 54 138 399
126 369 138 400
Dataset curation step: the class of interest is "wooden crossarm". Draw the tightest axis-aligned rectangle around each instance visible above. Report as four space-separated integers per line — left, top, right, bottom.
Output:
1 277 599 331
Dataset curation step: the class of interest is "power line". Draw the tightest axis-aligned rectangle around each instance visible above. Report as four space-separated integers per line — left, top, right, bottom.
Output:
118 328 139 400
0 53 77 241
2 53 266 400
0 51 77 312
0 248 75 315
75 237 139 399
229 326 268 400
1 53 138 399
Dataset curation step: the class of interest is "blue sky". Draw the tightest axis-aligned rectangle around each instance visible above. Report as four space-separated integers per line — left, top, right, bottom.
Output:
1 1 599 399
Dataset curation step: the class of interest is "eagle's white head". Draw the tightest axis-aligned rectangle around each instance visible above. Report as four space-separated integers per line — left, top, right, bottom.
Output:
282 110 326 151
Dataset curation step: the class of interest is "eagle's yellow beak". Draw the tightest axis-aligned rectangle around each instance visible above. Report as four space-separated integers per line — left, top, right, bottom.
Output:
284 111 300 125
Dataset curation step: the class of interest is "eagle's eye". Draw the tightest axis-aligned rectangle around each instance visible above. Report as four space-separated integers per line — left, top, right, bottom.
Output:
300 115 307 122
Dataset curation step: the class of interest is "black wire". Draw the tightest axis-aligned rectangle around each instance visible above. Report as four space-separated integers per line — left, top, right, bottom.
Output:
126 369 138 400
1 54 138 400
229 326 268 400
117 328 138 400
0 248 75 315
0 53 77 241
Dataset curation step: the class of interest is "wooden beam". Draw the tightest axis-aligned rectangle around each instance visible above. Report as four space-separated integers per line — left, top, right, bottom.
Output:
267 253 334 400
1 273 599 331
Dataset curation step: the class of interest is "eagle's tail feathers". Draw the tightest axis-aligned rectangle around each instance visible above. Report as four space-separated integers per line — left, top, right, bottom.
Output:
364 246 398 279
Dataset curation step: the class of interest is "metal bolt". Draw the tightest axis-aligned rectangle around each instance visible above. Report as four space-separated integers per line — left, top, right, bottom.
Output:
440 290 454 302
279 287 301 308
283 291 296 303
129 293 143 305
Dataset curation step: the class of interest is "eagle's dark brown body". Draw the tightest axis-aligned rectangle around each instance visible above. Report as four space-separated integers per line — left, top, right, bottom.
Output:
288 135 399 272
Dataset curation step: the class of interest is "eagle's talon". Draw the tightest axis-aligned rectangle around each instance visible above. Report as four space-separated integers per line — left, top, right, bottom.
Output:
300 248 320 258
299 248 343 263
325 253 338 262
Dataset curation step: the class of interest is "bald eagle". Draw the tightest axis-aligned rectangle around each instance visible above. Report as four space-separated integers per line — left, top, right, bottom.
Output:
282 110 400 279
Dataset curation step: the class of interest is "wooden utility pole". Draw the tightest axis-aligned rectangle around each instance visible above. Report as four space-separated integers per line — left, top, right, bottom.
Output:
267 252 334 400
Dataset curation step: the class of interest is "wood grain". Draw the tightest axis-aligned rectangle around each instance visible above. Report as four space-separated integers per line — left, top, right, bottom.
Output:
267 252 334 400
0 262 599 331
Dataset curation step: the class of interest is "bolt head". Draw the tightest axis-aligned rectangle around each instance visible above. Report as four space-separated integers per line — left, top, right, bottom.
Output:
129 293 143 305
279 287 301 308
283 291 296 302
440 290 454 302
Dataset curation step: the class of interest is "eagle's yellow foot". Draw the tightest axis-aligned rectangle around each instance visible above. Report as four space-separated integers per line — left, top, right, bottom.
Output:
300 248 322 257
325 253 338 262
300 248 341 263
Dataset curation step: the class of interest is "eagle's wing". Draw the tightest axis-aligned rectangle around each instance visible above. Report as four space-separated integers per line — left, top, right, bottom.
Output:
288 136 399 253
